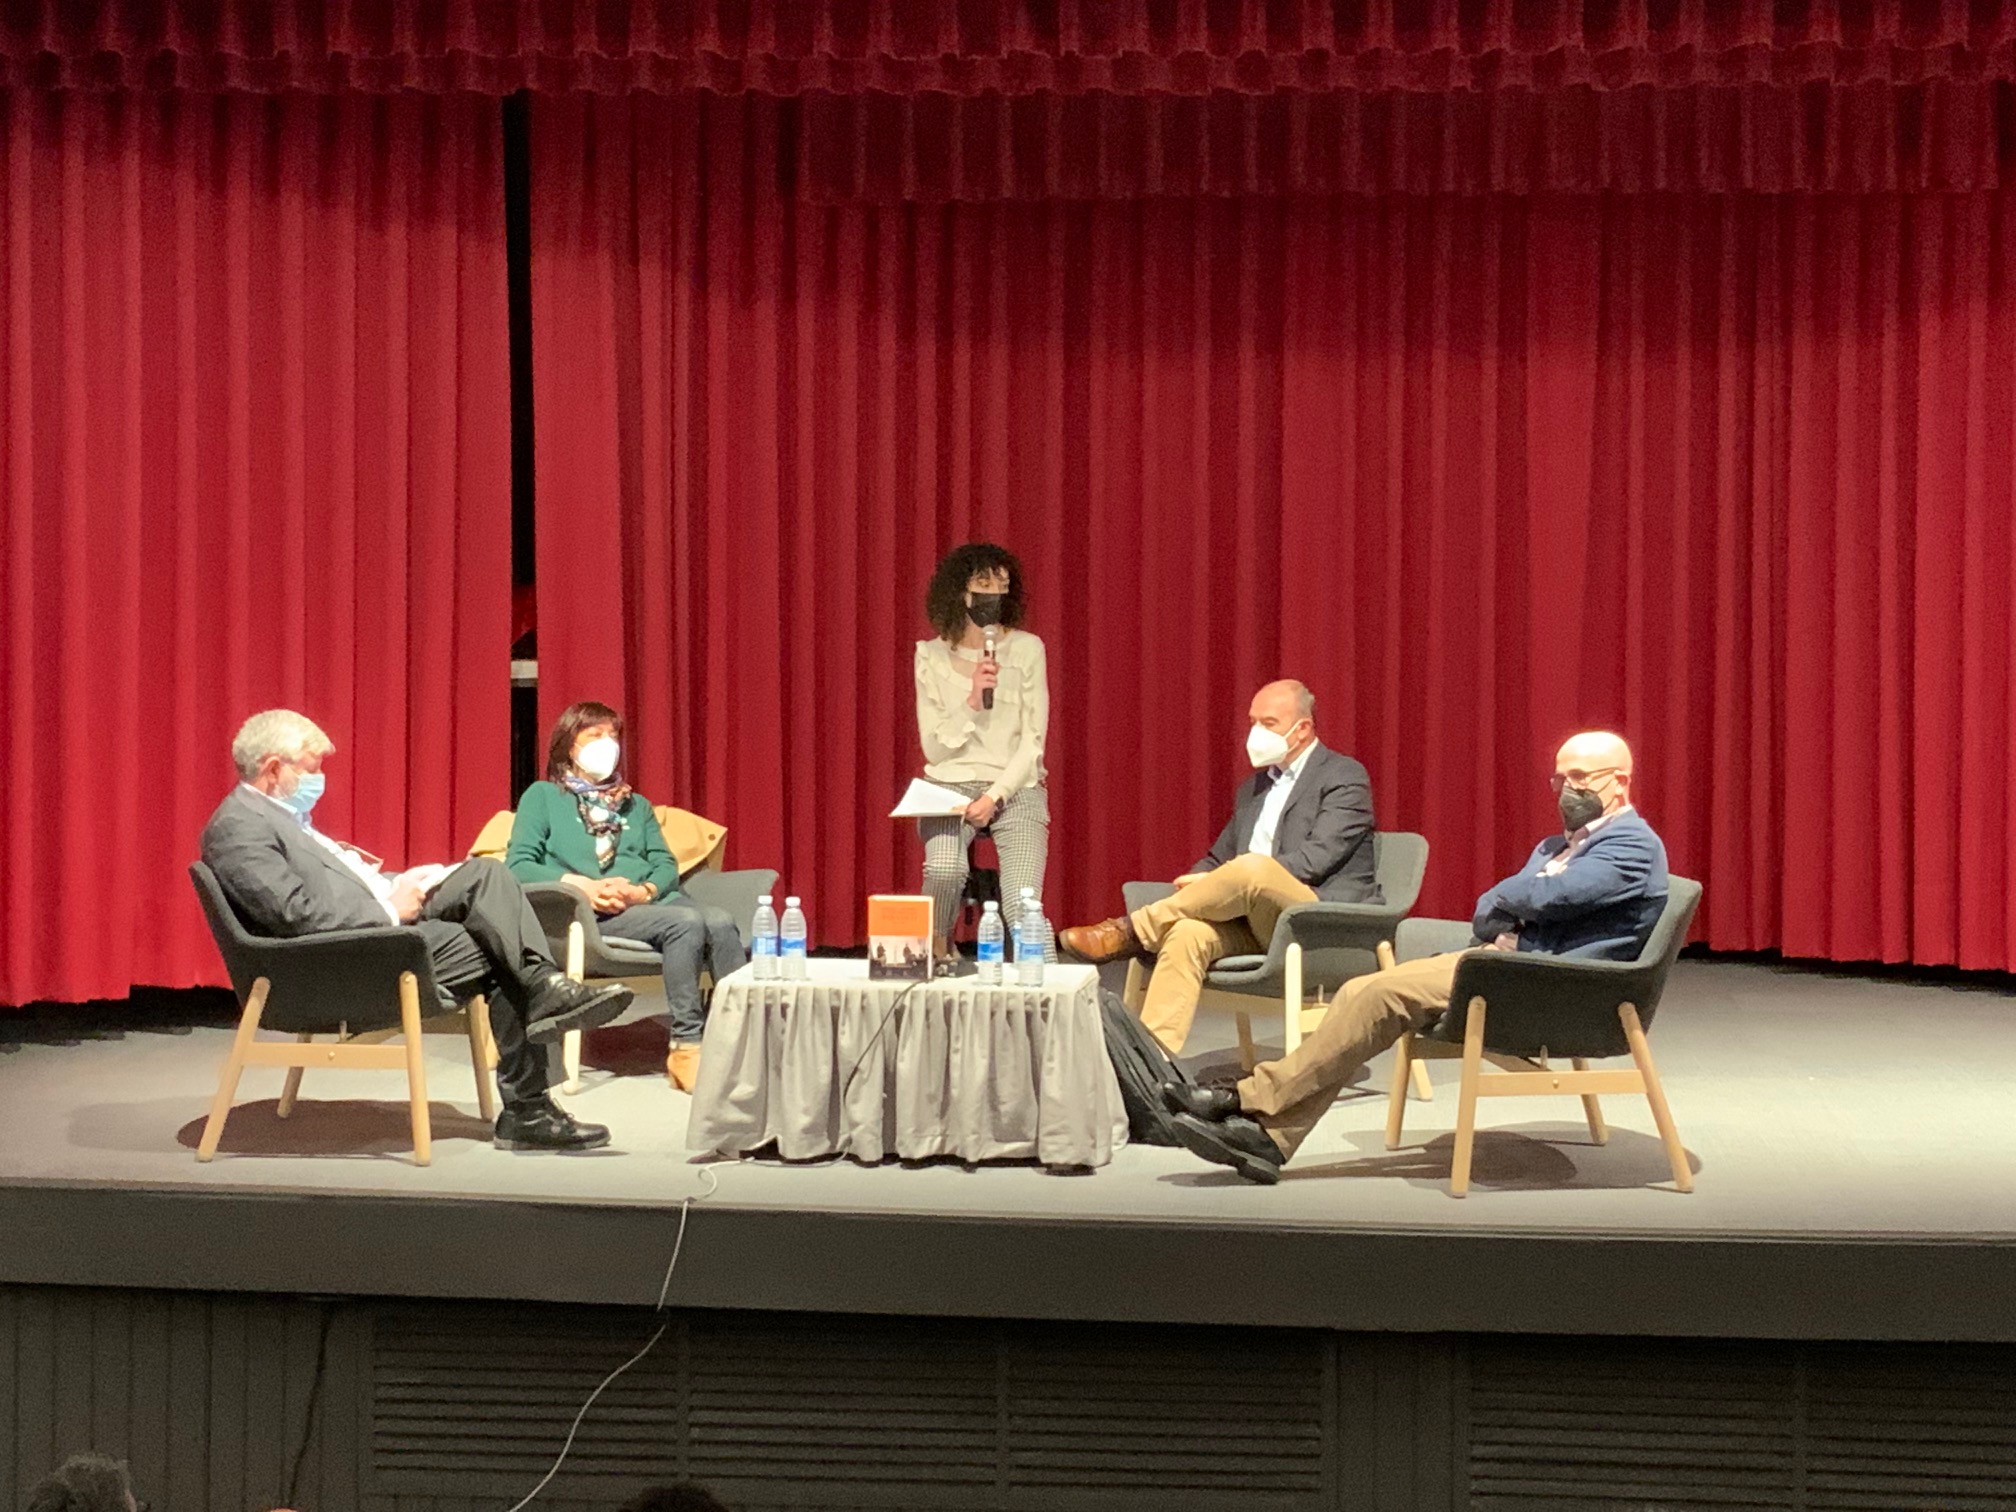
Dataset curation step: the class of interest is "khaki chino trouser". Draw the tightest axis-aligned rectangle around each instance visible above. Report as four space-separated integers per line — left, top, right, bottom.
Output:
1128 854 1319 1053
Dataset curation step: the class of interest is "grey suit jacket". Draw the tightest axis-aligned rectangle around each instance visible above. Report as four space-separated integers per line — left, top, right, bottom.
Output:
1194 742 1381 904
199 785 393 938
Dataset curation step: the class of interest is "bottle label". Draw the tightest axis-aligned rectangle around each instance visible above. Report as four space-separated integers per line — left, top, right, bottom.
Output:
783 938 807 955
977 939 1003 965
754 936 779 958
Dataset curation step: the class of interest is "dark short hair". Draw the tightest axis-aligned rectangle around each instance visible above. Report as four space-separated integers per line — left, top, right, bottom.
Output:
925 542 1027 642
544 700 626 783
26 1454 133 1512
616 1486 732 1512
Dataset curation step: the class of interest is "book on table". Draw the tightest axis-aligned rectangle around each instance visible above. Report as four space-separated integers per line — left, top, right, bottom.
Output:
868 895 934 980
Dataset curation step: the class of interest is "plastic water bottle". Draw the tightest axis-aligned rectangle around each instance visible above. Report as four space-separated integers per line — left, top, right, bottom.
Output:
1016 887 1049 988
976 900 1005 984
750 895 779 980
780 896 809 980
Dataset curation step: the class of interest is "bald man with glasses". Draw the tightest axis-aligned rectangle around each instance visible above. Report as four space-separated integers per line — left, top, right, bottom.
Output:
1162 731 1670 1184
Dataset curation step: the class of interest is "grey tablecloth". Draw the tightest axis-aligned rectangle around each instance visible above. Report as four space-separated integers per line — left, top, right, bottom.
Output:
686 960 1128 1167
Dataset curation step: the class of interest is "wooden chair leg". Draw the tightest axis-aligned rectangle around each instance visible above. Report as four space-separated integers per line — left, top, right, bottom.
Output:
1449 995 1487 1198
561 921 587 1093
399 971 433 1167
1282 941 1304 1056
1235 1013 1257 1073
276 1032 312 1118
198 979 269 1162
1375 940 1397 972
1572 1056 1608 1144
1621 1003 1692 1193
1411 1058 1434 1102
1384 1031 1413 1149
465 995 498 1124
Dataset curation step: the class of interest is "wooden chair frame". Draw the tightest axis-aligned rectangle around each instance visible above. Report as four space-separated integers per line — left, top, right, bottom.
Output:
1383 993 1692 1198
196 971 499 1167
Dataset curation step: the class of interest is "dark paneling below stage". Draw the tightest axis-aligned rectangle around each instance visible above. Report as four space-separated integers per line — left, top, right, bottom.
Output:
1 1183 2013 1343
6 1284 2015 1512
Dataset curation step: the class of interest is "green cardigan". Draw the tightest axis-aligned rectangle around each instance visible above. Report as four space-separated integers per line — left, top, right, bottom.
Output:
505 781 681 898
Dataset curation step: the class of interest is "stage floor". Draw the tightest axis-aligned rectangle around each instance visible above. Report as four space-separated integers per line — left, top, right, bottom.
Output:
3 958 2014 1340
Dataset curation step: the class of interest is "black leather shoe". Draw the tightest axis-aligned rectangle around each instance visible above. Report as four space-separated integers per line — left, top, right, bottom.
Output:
1160 1082 1241 1122
493 1098 612 1152
523 974 633 1043
1171 1112 1285 1185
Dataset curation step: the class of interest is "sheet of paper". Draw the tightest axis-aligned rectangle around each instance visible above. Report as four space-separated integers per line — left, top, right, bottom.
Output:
890 778 975 819
394 862 458 897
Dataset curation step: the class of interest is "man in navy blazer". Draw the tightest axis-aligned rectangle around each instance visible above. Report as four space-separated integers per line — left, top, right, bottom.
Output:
1060 680 1379 1051
1162 730 1670 1183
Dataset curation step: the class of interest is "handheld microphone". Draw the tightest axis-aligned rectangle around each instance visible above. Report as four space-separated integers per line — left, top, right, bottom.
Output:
982 626 997 710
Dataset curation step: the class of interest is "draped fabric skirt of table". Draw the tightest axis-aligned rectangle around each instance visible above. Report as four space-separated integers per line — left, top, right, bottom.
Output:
687 968 1128 1167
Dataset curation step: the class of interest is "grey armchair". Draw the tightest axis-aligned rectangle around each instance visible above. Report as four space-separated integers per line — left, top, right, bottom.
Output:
188 861 497 1166
1123 832 1430 1075
1384 877 1702 1197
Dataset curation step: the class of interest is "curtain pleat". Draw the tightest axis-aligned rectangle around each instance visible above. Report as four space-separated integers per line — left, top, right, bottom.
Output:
0 88 511 1005
533 92 2016 968
14 1 2016 95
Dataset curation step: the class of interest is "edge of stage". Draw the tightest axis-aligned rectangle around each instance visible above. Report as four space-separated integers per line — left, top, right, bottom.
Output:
3 955 2013 1343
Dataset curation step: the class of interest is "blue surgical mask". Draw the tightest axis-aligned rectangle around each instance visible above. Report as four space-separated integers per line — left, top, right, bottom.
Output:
276 769 326 818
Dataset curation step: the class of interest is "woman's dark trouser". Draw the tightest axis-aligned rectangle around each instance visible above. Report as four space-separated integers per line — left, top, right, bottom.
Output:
596 897 748 1042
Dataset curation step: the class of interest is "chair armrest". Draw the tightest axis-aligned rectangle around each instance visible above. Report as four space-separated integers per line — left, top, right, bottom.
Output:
523 883 595 958
1434 948 1664 1057
1394 916 1478 963
680 868 777 944
1122 880 1177 917
1274 900 1412 953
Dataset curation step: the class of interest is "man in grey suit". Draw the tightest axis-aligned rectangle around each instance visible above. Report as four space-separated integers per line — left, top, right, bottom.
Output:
199 709 633 1152
1061 680 1379 1052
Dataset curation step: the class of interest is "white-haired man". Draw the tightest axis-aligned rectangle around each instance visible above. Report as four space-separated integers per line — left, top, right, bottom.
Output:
199 709 630 1152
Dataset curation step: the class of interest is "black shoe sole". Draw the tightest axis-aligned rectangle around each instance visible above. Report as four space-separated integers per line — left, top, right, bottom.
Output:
525 984 633 1044
492 1130 613 1152
1171 1114 1283 1185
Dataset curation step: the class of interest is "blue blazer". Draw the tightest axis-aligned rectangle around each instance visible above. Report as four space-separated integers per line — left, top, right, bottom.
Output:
1470 809 1669 960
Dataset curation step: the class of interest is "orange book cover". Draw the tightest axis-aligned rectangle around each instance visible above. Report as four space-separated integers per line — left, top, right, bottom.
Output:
868 894 934 979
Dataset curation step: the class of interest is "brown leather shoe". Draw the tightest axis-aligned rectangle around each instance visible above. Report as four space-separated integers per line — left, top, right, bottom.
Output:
1059 915 1142 964
667 1043 701 1092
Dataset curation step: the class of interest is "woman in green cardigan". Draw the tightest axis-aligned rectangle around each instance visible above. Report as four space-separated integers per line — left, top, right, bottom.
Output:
505 701 746 1090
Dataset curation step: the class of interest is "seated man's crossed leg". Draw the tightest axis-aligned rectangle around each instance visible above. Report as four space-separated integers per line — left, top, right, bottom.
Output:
1121 855 1317 1052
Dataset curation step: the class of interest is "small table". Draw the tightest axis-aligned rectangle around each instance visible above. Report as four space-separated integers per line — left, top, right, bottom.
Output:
686 960 1128 1169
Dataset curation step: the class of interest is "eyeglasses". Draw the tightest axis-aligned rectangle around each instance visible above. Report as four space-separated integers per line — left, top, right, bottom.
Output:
1549 767 1621 793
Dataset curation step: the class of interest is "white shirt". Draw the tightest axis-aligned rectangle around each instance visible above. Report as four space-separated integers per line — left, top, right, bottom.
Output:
243 783 401 926
1246 740 1317 860
913 629 1050 802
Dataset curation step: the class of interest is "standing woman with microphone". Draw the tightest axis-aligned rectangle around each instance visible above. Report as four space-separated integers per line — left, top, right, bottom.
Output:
914 542 1053 962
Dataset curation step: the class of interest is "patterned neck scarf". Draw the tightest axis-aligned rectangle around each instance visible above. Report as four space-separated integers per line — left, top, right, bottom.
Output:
560 771 634 870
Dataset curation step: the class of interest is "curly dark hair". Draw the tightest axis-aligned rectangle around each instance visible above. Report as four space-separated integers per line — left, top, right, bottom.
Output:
544 700 626 782
924 541 1027 643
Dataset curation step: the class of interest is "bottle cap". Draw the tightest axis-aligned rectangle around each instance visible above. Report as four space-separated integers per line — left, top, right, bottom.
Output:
785 896 802 907
1021 887 1036 899
758 895 772 905
983 900 998 910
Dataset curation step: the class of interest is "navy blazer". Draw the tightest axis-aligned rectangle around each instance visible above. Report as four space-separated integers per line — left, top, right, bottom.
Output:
1195 743 1381 904
1470 808 1669 959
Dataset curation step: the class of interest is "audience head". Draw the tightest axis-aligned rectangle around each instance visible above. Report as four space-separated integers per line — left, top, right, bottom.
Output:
1245 680 1317 770
1552 730 1634 831
926 541 1026 642
546 700 626 784
25 1453 141 1512
616 1485 732 1512
232 709 334 813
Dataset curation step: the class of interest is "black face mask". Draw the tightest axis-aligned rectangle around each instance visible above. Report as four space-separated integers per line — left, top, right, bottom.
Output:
1557 785 1606 832
967 592 1006 628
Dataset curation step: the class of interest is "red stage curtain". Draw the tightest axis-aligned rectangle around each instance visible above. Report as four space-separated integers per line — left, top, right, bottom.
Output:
0 88 511 1005
532 91 2016 969
11 1 2016 95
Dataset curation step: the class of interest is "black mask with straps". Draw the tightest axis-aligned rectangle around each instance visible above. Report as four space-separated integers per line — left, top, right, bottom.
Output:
967 592 1006 628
